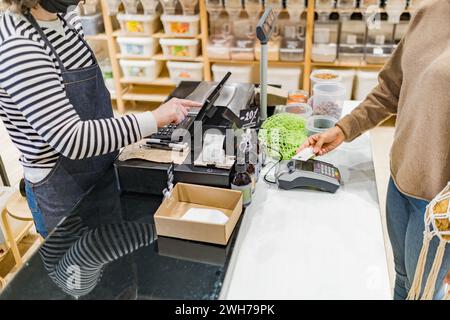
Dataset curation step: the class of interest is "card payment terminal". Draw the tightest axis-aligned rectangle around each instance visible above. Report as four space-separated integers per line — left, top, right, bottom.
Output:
275 159 341 193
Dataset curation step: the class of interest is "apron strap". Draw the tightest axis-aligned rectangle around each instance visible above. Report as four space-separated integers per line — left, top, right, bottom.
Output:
24 12 67 72
24 11 98 72
57 13 98 65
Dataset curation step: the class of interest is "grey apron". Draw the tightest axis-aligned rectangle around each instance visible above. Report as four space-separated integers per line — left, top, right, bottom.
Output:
25 13 118 232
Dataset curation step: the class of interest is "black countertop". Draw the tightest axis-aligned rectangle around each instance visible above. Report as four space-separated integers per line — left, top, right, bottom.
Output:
0 169 241 300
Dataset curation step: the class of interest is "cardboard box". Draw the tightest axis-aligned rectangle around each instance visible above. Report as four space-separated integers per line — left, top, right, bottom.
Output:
157 236 230 266
154 183 243 245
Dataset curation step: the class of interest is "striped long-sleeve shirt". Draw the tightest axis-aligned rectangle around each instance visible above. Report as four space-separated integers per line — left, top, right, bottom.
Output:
0 10 156 183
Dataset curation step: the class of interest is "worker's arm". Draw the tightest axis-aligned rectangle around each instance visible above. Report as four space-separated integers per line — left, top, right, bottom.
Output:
0 37 198 160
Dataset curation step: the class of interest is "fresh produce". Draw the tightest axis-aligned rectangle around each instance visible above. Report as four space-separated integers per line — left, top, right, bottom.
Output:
258 113 308 160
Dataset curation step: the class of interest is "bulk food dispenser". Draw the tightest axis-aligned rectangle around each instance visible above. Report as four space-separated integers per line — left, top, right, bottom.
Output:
279 0 306 62
312 0 339 63
160 0 178 15
364 1 395 64
140 0 160 15
337 0 366 63
385 0 408 47
225 0 255 61
206 0 234 60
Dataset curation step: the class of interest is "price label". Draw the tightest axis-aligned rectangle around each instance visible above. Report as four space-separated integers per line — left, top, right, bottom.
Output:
239 106 260 128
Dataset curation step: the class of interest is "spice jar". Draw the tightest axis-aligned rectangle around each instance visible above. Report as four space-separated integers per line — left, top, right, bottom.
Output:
231 164 252 207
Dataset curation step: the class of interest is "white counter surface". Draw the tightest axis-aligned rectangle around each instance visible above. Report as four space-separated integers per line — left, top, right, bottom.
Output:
221 101 392 300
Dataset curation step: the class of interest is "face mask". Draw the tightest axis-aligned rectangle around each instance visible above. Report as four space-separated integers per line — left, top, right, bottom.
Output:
39 0 82 14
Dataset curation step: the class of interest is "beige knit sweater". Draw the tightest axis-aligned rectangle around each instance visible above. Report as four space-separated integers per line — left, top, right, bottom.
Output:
337 0 450 201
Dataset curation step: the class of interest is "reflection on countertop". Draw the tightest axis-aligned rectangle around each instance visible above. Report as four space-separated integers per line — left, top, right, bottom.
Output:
0 169 241 300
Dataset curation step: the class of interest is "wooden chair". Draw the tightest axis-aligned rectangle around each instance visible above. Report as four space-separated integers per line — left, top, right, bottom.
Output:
0 156 41 271
1 191 37 269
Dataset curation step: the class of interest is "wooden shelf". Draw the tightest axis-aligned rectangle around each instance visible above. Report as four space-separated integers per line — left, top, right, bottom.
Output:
311 61 384 69
153 53 204 62
120 76 175 86
209 59 305 67
85 33 108 41
122 86 172 102
113 31 202 39
152 32 202 39
116 54 153 60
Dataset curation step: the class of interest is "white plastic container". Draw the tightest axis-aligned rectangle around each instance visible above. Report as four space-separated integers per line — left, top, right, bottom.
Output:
207 36 232 60
212 64 255 83
311 83 346 120
117 13 160 35
355 70 379 101
312 43 337 62
161 14 200 37
313 69 355 100
79 13 104 35
120 59 162 82
167 61 204 85
159 38 200 59
310 69 342 87
117 37 158 57
267 67 302 91
336 69 356 100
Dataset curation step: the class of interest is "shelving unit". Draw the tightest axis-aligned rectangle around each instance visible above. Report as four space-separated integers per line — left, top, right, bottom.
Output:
89 0 410 114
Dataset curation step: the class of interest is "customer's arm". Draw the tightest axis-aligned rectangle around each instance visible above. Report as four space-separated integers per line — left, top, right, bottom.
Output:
300 38 406 155
336 38 405 141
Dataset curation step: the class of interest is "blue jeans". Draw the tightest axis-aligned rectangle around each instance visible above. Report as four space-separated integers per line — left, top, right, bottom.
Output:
24 180 48 238
386 178 449 300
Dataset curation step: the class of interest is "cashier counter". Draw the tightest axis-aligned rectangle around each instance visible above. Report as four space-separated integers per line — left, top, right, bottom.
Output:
114 80 259 195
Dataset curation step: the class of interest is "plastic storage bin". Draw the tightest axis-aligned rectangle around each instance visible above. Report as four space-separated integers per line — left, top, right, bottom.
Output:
161 14 200 37
268 67 302 91
117 13 160 35
365 45 394 64
280 39 304 62
355 70 379 101
230 40 255 61
312 43 337 62
212 64 255 83
310 69 342 87
159 38 200 59
307 115 337 136
122 0 140 14
99 59 115 92
79 13 104 35
207 36 232 60
255 40 280 61
311 83 346 120
120 59 162 82
311 69 354 100
167 61 204 85
336 69 355 100
117 37 158 57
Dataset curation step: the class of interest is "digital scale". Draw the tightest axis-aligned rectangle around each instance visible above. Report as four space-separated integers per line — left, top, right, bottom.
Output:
275 159 342 193
256 9 342 194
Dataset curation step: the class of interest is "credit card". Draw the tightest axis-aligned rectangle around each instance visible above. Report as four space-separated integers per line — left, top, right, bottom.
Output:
292 147 315 161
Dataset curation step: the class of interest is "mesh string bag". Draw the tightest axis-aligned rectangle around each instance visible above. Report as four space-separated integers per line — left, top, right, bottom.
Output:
407 182 450 300
258 113 308 160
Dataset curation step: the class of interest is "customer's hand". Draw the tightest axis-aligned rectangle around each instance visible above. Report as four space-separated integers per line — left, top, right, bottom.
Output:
152 98 202 127
298 126 346 156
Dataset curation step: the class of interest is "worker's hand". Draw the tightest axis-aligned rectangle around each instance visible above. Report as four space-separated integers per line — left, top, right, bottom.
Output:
298 126 345 156
152 98 202 127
